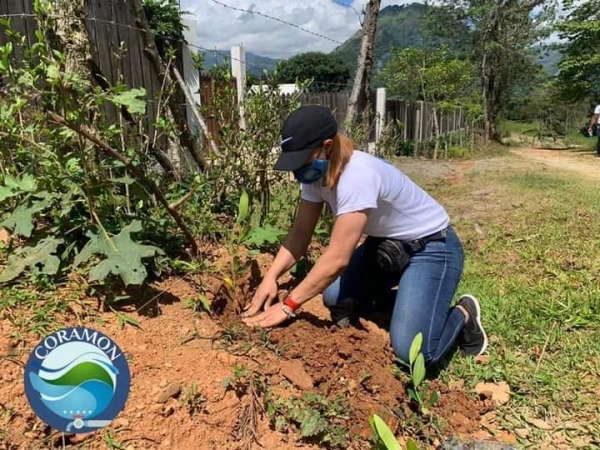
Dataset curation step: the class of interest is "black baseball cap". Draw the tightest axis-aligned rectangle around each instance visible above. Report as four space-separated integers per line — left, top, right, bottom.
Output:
274 105 338 171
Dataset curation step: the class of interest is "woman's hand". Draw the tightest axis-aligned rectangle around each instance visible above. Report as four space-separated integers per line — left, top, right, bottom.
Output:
241 277 278 318
242 302 290 328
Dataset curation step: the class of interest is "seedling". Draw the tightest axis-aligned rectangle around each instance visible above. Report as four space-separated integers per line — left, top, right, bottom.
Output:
266 392 349 449
181 382 206 415
185 294 212 315
395 333 440 415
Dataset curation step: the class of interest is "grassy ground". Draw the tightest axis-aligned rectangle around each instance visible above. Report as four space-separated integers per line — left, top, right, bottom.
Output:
499 119 596 150
403 151 600 448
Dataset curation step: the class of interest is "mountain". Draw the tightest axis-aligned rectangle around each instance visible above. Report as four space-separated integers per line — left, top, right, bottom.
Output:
199 50 279 77
331 3 430 77
332 3 560 80
536 47 562 77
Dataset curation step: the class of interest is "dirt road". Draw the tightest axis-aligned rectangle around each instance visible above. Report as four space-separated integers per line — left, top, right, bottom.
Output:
510 147 600 180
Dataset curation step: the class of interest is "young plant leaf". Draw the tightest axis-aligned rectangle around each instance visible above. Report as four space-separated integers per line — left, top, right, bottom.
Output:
406 438 420 450
300 409 327 437
412 353 426 388
196 295 212 313
236 190 250 224
372 414 402 450
409 332 423 365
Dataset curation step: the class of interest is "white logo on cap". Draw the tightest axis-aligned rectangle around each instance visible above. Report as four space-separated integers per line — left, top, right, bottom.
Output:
281 137 293 145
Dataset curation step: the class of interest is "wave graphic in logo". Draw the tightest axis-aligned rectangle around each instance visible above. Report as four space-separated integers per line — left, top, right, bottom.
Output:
24 328 130 433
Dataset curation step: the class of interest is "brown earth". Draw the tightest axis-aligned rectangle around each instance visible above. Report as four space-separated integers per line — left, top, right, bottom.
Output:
0 244 496 450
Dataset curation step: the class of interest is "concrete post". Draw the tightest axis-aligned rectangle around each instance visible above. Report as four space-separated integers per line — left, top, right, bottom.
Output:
231 45 247 130
375 87 386 144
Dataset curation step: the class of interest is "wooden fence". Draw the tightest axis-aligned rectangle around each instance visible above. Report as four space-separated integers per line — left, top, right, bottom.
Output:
0 0 181 152
386 99 470 142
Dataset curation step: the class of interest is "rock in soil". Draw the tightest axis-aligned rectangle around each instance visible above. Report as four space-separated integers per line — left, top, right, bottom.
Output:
156 383 181 403
440 437 517 450
475 381 511 406
280 359 314 390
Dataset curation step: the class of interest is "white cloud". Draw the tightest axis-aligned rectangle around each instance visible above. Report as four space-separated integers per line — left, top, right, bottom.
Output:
180 0 421 59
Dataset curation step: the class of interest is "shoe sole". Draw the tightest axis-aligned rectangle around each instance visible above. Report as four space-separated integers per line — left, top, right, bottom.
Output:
461 294 489 357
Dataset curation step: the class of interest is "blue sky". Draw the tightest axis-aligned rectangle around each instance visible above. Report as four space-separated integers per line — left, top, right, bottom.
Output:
180 1 421 59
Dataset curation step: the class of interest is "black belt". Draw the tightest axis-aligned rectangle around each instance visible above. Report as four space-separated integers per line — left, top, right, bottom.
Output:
402 227 448 254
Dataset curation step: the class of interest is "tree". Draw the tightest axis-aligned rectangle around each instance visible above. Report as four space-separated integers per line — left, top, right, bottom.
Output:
275 52 350 92
379 45 478 158
345 0 381 131
426 0 556 142
555 0 600 103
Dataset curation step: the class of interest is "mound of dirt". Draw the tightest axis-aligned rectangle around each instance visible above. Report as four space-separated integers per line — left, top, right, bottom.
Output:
207 254 494 448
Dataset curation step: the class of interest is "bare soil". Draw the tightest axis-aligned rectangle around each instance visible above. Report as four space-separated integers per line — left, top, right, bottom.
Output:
0 245 496 450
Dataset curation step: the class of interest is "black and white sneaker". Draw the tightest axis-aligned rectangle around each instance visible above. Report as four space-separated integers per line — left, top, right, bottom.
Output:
329 297 358 328
457 294 488 357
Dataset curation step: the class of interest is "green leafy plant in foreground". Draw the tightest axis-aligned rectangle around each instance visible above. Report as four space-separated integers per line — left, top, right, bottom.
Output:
369 413 420 450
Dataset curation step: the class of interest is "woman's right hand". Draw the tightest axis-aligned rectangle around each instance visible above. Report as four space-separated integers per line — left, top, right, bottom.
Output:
242 277 279 318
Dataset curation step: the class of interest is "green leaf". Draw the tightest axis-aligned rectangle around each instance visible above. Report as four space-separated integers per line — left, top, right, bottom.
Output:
372 414 401 450
243 225 286 248
110 88 147 115
407 388 420 404
46 63 61 83
409 332 423 365
0 174 37 202
275 416 288 432
1 196 52 237
236 190 250 224
116 312 141 329
109 175 136 185
412 353 426 388
195 295 211 313
74 221 164 286
0 237 64 283
299 409 327 437
406 438 420 450
16 174 37 192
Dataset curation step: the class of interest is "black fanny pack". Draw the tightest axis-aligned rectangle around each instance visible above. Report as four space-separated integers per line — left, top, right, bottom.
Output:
363 228 449 287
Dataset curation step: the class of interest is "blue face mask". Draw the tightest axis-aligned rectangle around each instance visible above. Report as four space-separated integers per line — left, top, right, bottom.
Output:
293 159 329 184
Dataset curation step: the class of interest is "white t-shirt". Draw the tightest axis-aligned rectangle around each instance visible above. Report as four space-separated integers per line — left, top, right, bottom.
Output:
595 105 600 122
300 151 450 241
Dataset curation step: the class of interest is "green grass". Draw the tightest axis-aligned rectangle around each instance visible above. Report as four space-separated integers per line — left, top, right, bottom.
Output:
500 119 597 152
0 286 80 341
428 161 600 447
500 119 542 137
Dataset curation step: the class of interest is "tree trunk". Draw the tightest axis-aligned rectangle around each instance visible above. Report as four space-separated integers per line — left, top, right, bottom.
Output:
345 0 381 133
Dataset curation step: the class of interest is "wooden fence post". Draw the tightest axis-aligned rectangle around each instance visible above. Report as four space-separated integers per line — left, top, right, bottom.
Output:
231 45 246 130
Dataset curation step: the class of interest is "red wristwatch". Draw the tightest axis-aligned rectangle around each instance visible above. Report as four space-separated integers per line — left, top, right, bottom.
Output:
283 296 301 312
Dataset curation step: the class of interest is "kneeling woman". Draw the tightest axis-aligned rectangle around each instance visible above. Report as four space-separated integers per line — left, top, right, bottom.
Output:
242 105 488 366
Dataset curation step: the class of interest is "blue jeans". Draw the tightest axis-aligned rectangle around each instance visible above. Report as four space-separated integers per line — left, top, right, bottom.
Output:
322 226 466 367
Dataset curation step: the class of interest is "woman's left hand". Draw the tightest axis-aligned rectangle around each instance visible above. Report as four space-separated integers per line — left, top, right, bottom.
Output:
243 303 290 328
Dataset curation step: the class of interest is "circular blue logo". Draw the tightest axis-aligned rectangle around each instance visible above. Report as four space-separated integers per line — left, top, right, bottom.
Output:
23 327 130 433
